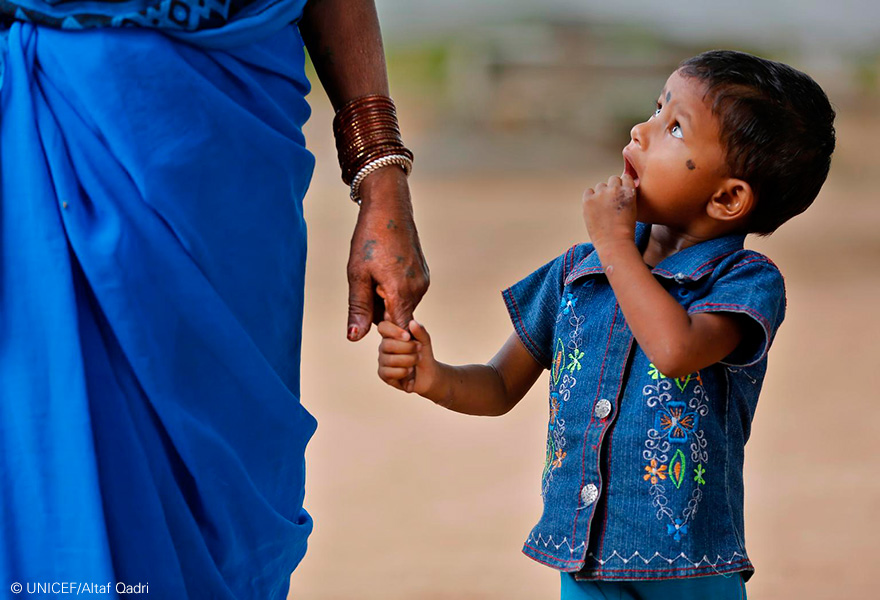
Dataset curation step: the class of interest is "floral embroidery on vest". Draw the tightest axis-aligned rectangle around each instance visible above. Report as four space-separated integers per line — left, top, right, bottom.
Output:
552 338 566 385
543 390 567 485
641 365 709 541
542 292 588 496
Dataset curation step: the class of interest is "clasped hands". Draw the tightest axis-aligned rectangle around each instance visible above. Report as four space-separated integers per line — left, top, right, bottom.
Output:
346 166 429 342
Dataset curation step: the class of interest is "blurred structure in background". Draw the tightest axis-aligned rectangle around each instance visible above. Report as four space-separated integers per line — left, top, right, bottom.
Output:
447 20 683 143
371 0 879 174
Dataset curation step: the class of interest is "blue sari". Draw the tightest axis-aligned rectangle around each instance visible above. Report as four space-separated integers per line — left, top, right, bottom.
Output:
0 2 317 597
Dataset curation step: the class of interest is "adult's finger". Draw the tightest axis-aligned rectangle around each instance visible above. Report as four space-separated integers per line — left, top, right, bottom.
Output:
383 293 420 388
384 291 416 331
347 274 374 342
372 291 386 326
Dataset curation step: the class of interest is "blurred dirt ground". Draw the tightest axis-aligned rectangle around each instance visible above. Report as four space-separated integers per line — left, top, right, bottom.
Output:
287 92 879 599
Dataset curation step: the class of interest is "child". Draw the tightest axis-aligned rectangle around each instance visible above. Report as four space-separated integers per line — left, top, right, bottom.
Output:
377 50 835 599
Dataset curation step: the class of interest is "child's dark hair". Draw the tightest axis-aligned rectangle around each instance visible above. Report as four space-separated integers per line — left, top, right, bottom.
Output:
679 50 836 235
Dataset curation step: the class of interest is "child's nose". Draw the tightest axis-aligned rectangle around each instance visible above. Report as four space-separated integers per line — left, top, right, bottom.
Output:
630 121 647 147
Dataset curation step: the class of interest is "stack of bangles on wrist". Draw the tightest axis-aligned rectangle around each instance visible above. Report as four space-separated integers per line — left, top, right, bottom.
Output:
333 94 414 205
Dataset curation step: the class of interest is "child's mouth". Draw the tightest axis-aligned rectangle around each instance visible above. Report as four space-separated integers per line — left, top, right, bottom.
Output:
622 154 640 187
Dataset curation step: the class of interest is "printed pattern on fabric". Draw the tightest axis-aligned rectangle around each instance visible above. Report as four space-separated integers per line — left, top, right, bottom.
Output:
642 365 708 542
0 0 260 32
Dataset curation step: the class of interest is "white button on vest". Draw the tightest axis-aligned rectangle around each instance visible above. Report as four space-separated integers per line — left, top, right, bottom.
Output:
581 483 599 506
594 399 612 419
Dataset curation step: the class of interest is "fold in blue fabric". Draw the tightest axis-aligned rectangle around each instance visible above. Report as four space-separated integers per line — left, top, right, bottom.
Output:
0 6 316 597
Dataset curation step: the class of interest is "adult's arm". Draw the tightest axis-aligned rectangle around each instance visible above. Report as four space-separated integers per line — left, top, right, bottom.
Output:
300 0 429 341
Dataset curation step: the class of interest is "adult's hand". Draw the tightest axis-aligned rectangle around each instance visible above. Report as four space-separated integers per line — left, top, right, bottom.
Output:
299 0 429 338
346 165 429 341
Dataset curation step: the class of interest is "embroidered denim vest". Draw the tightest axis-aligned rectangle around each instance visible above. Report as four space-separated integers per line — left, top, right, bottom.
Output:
502 223 785 581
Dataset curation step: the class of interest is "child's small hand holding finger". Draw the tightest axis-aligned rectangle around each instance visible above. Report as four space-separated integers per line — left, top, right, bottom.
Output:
582 174 638 251
377 319 439 395
378 320 417 391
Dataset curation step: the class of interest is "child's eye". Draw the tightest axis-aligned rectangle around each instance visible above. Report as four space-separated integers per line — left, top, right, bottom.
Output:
653 106 662 118
671 124 683 139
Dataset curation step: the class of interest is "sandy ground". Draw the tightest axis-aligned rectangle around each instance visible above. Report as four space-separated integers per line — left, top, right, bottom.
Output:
287 94 880 599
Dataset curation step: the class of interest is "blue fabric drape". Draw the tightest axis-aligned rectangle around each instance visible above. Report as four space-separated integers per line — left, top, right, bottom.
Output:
0 3 316 597
0 0 309 49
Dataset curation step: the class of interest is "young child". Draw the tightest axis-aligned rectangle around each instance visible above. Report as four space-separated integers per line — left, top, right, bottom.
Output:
377 50 835 599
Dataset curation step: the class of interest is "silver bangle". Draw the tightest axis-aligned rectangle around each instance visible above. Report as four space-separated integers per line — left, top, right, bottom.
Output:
349 154 413 205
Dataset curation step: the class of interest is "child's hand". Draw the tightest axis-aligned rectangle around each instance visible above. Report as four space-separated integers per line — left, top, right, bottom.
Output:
582 174 638 250
377 319 439 395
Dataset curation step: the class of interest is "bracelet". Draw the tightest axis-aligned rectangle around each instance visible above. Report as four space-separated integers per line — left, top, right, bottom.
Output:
349 154 413 205
333 94 414 201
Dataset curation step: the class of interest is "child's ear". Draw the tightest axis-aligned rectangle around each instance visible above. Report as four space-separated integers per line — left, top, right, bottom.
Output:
707 178 754 223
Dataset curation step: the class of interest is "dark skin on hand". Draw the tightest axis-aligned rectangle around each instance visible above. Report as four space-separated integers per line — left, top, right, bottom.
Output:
300 0 430 343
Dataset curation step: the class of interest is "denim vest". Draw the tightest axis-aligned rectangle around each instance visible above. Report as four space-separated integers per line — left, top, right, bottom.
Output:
502 223 785 581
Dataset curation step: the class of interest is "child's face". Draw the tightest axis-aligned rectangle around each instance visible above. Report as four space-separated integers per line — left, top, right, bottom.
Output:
622 70 730 230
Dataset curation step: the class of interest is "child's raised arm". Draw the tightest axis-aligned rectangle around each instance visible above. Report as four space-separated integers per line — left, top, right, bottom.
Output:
582 175 744 378
377 320 543 416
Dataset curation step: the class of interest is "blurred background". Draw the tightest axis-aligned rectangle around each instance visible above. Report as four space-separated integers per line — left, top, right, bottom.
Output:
289 1 880 598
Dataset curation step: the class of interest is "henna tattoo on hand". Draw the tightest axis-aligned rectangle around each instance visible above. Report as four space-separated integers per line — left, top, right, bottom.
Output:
363 239 377 261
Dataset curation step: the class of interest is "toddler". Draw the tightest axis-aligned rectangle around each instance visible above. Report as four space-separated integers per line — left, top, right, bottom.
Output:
377 50 835 599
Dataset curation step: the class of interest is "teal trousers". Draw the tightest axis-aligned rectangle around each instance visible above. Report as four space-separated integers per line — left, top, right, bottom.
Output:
561 573 747 599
